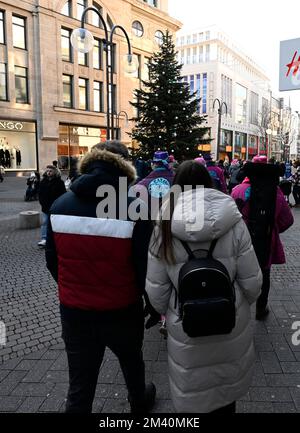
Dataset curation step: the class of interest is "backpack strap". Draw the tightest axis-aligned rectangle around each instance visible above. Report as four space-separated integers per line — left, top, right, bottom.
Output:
180 241 195 260
207 239 218 258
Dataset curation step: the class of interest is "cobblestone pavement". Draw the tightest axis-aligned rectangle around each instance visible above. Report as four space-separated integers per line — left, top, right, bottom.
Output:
1 176 300 413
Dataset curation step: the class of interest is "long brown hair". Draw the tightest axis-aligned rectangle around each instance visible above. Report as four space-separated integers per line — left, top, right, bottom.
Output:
157 160 213 264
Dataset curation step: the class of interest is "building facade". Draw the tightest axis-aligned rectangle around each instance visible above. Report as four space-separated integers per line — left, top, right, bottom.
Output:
176 25 274 161
0 0 181 172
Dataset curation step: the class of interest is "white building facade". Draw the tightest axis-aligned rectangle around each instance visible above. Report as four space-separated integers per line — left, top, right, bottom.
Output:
176 25 273 160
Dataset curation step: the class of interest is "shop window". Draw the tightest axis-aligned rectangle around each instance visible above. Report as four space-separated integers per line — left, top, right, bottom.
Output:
61 0 72 17
93 81 103 112
12 15 26 50
155 30 164 46
63 74 73 108
0 11 5 44
61 28 72 62
79 77 88 110
0 63 7 101
15 66 28 104
132 21 143 37
93 38 102 69
77 0 87 21
0 121 37 171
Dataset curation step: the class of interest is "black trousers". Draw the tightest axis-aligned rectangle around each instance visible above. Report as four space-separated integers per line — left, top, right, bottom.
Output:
60 302 145 413
256 268 271 311
293 185 300 205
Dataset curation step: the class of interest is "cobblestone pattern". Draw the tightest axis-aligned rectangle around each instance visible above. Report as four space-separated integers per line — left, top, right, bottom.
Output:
1 177 300 413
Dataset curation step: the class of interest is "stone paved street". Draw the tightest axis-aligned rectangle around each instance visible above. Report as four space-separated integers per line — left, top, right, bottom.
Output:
1 176 300 413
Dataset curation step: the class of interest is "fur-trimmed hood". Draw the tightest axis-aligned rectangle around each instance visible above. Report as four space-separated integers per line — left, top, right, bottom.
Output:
80 149 136 183
70 149 137 200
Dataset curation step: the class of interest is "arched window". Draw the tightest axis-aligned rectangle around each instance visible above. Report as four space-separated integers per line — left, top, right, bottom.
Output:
155 30 164 46
61 0 71 17
132 21 143 37
91 2 103 28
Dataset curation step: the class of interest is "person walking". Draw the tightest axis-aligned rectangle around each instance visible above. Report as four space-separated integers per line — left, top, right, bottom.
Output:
291 166 300 207
45 141 157 414
134 151 174 219
38 165 66 247
228 159 242 194
145 160 262 413
203 154 227 193
231 158 294 320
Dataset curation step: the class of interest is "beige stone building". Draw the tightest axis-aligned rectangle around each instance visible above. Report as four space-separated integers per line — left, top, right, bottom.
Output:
0 0 181 173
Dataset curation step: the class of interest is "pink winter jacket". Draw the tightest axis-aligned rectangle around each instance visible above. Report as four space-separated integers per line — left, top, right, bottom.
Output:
231 180 294 268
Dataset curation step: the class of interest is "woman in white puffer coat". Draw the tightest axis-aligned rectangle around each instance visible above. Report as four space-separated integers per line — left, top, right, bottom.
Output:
146 161 262 413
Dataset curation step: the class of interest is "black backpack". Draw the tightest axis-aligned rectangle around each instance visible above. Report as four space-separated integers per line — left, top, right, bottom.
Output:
177 239 236 338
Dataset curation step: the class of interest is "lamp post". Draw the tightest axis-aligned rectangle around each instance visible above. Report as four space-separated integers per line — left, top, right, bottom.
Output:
213 98 228 160
71 6 137 140
116 111 129 140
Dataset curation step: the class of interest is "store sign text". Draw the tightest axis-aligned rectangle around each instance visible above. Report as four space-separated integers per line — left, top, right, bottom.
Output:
0 121 24 131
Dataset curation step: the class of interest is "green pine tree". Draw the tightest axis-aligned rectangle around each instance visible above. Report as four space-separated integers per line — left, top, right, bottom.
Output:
129 30 211 161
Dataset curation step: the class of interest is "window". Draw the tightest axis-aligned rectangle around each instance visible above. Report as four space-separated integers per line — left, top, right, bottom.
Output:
93 38 102 69
198 32 204 42
180 36 184 46
202 73 207 114
109 84 116 114
61 28 72 62
186 48 190 65
250 91 259 125
236 84 247 124
92 2 103 28
132 54 141 79
132 21 143 37
142 57 150 81
198 46 203 63
193 47 197 64
15 66 28 103
12 15 26 49
79 78 88 110
196 74 201 113
193 33 197 43
205 45 210 62
0 11 4 44
144 0 158 6
108 43 117 73
187 35 191 45
61 1 71 17
107 14 114 31
0 63 7 100
155 30 164 46
221 75 232 116
77 0 87 20
93 81 103 112
180 49 184 64
189 75 194 95
63 74 73 108
206 31 210 40
78 51 88 66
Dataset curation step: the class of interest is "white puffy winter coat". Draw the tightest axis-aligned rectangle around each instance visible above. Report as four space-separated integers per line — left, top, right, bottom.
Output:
146 188 262 413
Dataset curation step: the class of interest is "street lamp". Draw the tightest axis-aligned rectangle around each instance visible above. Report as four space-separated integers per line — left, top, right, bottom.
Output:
213 98 228 160
71 6 137 140
116 111 129 140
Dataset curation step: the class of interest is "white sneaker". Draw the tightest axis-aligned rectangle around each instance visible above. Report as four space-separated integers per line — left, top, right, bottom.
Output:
38 240 46 247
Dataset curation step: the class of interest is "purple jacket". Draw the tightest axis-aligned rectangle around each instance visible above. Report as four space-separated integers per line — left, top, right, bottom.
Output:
206 164 228 194
231 180 294 268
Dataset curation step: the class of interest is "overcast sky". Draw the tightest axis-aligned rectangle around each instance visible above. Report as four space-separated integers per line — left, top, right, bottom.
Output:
169 0 300 111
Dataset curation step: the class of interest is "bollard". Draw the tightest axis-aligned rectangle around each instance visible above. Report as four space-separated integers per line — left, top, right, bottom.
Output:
18 211 41 229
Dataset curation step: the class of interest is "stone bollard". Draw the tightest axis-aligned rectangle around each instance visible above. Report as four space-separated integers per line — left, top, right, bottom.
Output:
18 211 41 229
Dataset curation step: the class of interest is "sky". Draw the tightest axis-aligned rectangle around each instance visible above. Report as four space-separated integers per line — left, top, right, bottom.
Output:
169 0 300 111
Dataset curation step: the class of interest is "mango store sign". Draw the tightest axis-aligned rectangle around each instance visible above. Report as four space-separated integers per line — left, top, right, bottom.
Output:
0 121 24 131
279 38 300 91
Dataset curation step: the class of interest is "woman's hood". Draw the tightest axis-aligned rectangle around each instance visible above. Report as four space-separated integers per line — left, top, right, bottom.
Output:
171 188 242 243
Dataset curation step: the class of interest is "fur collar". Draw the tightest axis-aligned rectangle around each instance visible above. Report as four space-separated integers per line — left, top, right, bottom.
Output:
79 149 136 183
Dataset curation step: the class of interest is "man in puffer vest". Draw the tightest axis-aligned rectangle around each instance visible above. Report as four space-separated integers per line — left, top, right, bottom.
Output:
45 141 157 413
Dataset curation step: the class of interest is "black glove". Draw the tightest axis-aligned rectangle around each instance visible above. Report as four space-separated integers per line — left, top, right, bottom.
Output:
143 298 161 330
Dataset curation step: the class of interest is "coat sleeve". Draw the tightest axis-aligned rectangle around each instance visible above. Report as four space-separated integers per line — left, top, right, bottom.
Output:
276 188 294 234
45 214 58 282
145 228 172 315
234 219 262 305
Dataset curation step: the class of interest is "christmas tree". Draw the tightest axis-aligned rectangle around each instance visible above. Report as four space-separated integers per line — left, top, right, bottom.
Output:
130 30 210 161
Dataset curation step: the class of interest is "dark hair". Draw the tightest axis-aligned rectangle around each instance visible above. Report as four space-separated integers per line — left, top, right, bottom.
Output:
158 161 213 264
92 140 129 159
